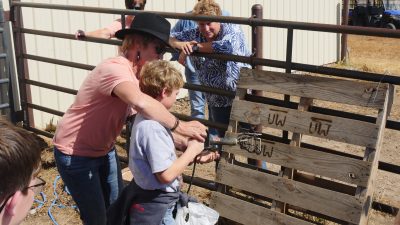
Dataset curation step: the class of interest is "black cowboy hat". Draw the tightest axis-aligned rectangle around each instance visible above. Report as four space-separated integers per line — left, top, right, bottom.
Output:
115 12 175 52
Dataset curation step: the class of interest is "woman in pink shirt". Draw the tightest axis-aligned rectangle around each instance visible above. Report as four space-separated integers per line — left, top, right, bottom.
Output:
53 13 206 225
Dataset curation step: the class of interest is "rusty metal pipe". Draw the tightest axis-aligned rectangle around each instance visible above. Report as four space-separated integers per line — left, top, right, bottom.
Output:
341 0 350 61
10 1 400 38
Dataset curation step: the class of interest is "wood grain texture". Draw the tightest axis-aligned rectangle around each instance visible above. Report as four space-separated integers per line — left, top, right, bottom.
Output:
210 192 315 225
216 160 363 224
223 133 371 186
239 68 388 109
231 99 379 147
357 87 391 225
274 97 313 213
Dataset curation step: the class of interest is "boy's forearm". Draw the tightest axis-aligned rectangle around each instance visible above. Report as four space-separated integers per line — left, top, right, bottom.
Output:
156 148 198 184
172 132 188 151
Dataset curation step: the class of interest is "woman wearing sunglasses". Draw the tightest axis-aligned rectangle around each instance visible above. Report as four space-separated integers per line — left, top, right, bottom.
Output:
53 13 206 225
0 118 44 225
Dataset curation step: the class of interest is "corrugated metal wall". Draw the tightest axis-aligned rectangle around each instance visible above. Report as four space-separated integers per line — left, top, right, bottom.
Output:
16 0 340 129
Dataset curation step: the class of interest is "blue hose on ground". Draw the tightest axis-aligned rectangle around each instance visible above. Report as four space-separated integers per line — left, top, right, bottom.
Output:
48 175 77 225
31 191 46 214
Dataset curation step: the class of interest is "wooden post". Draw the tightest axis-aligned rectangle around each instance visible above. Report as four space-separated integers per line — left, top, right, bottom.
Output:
272 97 313 213
250 4 264 168
357 86 392 225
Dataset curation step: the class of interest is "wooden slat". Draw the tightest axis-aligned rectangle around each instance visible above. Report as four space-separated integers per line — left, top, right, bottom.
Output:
357 87 392 225
223 133 371 186
216 160 363 224
210 192 315 225
231 99 379 147
273 97 313 213
294 172 357 195
239 68 388 109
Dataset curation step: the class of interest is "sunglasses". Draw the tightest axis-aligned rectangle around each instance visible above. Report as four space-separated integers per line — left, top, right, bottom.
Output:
155 45 167 55
0 177 46 213
127 2 144 10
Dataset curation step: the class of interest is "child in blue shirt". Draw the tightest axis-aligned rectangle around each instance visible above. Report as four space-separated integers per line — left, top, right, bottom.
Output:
128 60 219 225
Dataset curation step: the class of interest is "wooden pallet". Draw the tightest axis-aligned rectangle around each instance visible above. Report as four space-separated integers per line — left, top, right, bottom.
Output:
210 68 394 225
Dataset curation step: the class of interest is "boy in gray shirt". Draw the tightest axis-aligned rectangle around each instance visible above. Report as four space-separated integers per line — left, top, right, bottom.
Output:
128 60 219 225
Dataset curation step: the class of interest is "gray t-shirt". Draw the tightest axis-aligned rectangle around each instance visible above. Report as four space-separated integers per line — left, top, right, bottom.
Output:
128 113 179 192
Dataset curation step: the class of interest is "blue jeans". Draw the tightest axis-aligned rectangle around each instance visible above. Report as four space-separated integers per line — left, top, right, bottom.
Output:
54 147 123 225
185 67 205 119
208 106 232 138
160 203 176 225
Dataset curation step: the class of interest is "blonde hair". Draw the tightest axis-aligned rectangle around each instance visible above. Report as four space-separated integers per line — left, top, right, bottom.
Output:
193 0 222 16
139 60 184 98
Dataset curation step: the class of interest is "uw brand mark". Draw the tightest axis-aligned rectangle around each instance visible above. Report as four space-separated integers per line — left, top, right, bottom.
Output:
268 108 287 127
237 134 274 158
309 117 332 136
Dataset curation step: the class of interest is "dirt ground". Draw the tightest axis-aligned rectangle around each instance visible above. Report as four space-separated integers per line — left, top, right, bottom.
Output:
21 35 400 225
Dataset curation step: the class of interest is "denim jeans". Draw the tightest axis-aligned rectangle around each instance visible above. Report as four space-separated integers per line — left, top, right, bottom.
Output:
160 203 176 225
54 147 123 225
208 106 232 137
185 67 206 119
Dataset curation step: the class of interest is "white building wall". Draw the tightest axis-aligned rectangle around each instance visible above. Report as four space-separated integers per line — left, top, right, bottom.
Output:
16 0 340 129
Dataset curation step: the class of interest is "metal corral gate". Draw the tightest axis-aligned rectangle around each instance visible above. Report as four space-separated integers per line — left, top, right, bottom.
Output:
5 0 400 223
13 0 341 129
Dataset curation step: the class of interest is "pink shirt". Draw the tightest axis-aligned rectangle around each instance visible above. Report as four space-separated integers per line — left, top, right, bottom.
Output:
53 56 137 157
105 15 134 37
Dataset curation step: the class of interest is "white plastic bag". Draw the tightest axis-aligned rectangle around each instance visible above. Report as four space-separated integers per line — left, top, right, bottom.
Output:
175 202 219 225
